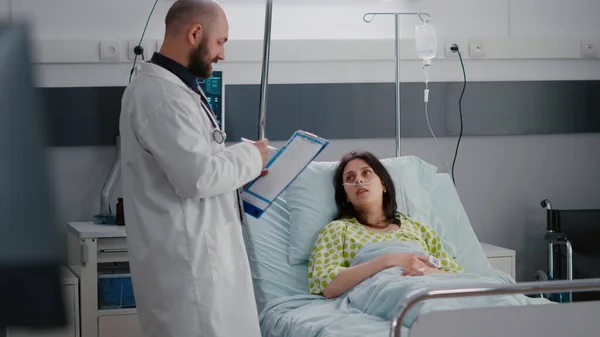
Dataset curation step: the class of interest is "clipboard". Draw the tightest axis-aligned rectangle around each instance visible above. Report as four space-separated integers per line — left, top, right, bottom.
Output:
242 130 329 219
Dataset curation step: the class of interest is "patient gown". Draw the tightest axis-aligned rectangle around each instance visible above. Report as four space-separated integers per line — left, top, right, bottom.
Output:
308 214 464 294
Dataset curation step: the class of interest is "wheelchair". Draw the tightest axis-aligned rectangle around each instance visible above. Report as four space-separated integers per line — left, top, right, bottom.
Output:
534 199 600 303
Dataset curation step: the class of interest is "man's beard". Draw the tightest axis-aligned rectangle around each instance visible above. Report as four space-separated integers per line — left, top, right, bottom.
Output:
188 40 214 79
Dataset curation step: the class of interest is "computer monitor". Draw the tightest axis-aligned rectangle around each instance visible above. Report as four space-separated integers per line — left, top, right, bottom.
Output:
197 70 224 131
0 22 66 328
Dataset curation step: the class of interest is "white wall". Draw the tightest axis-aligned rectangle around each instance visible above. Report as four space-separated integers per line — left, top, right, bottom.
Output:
3 0 600 87
1 0 599 281
9 0 600 40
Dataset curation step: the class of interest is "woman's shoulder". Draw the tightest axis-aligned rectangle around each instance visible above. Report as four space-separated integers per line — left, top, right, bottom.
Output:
319 218 354 234
397 213 437 232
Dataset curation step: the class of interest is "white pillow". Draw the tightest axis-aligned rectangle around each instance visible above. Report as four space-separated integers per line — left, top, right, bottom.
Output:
285 155 456 266
428 174 491 274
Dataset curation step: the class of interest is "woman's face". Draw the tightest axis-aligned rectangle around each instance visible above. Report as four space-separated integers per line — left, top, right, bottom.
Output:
342 158 385 210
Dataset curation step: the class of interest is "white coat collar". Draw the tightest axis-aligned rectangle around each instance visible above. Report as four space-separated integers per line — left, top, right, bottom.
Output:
139 62 195 94
139 62 214 106
139 61 221 132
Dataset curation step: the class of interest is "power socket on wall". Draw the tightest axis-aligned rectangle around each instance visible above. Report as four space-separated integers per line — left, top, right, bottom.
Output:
99 40 121 62
581 40 598 58
444 39 469 58
128 40 152 61
469 40 487 58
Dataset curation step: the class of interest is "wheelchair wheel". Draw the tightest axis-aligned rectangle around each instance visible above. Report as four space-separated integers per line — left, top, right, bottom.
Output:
534 270 549 299
534 270 548 281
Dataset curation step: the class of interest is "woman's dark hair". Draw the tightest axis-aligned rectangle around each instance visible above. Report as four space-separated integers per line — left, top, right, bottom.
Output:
333 151 399 225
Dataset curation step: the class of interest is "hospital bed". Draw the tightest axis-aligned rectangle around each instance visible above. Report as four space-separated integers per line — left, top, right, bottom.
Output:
242 169 600 337
241 2 600 336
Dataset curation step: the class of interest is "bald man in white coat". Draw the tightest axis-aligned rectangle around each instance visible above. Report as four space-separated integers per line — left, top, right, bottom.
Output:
119 1 268 336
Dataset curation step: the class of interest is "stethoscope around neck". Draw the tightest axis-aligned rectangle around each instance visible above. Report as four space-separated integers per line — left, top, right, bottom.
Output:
147 58 226 144
197 90 226 144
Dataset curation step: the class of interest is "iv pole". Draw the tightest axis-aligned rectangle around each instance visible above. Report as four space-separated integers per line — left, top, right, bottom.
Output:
239 0 274 225
363 12 431 157
258 0 273 139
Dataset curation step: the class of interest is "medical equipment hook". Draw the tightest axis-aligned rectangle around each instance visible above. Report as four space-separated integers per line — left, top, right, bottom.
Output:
258 0 273 140
363 12 431 157
390 277 600 337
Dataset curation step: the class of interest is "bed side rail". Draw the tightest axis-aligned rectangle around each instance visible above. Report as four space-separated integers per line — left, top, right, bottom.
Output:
390 278 600 337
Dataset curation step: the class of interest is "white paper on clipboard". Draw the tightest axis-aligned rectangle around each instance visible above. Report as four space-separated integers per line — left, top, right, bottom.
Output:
242 131 328 218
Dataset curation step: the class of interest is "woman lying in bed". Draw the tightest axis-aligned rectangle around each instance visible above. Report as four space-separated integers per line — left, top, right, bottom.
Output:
308 151 464 298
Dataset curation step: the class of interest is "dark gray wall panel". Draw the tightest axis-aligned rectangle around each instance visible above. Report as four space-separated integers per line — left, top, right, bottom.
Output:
228 80 600 141
39 87 124 146
224 85 302 140
401 82 447 137
39 80 600 146
445 81 600 136
300 83 396 139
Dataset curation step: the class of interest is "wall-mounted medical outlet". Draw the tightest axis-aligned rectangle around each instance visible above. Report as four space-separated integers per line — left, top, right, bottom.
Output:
100 40 120 62
469 41 487 58
128 40 152 61
581 40 598 58
444 39 469 59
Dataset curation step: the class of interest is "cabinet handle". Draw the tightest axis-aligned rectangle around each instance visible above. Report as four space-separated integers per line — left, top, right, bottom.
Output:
80 241 87 266
99 248 129 254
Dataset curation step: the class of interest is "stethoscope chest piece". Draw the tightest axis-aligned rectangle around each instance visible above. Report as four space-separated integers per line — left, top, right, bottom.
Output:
213 129 226 144
197 91 225 145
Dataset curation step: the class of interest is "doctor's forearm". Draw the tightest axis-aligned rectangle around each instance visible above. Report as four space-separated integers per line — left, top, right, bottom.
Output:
174 144 263 199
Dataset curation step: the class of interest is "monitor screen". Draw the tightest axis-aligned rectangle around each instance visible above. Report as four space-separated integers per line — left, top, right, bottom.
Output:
197 71 224 131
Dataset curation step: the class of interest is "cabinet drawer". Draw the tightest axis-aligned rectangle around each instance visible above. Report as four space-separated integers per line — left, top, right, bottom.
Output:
97 238 129 262
98 314 142 337
489 256 513 277
97 237 128 252
62 285 75 312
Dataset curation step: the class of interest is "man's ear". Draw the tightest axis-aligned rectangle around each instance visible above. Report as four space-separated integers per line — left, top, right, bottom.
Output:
187 24 203 44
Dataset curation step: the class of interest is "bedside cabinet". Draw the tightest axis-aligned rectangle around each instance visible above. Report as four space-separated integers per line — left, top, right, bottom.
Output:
6 267 80 337
67 222 142 337
481 242 516 279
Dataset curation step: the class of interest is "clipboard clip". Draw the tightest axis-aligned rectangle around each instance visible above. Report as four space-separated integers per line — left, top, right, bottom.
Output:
300 131 320 139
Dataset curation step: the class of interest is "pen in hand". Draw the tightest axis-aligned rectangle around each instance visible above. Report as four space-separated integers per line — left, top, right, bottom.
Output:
240 137 278 152
240 138 271 183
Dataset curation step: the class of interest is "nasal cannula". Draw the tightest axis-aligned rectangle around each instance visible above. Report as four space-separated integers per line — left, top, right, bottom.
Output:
342 180 378 187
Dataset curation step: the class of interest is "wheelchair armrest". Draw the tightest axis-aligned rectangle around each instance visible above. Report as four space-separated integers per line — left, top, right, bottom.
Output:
544 232 569 244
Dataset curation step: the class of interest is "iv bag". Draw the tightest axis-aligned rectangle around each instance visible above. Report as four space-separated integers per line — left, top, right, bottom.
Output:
415 23 437 62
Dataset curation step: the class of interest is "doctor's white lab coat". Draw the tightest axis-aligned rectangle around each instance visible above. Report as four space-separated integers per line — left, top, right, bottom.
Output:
119 62 263 337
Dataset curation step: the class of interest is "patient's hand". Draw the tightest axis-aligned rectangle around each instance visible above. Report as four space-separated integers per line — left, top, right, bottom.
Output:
401 257 444 277
381 253 430 269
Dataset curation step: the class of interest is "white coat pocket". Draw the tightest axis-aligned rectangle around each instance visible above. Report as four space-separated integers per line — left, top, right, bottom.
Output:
204 222 238 282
